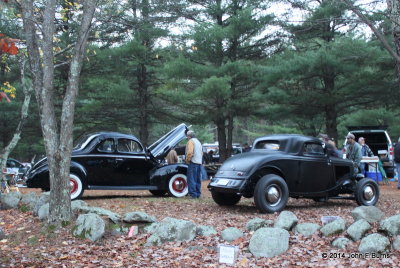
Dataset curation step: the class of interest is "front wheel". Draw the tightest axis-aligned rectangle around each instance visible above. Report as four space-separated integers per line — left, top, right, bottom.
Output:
168 173 188 197
211 191 241 206
254 174 289 213
70 174 84 200
355 178 380 206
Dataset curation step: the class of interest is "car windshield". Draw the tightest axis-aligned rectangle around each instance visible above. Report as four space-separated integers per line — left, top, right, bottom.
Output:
73 133 98 150
254 140 280 150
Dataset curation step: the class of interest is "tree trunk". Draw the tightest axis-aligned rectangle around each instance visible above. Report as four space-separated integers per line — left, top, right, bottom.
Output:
0 60 33 187
216 119 228 162
325 105 338 143
21 0 96 225
387 0 400 76
137 63 149 146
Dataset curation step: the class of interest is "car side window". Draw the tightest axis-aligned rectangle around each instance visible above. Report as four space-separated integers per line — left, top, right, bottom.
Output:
254 140 280 150
304 143 325 155
97 139 115 153
117 138 143 153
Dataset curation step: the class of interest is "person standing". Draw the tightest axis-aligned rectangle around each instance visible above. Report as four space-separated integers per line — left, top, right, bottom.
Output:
358 137 374 175
394 138 400 189
345 133 362 174
165 148 178 164
185 130 203 198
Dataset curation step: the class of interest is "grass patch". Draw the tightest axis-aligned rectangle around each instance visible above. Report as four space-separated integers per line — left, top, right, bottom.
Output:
27 235 38 246
18 204 30 213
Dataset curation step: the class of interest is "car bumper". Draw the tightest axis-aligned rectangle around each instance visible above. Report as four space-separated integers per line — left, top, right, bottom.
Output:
208 177 246 193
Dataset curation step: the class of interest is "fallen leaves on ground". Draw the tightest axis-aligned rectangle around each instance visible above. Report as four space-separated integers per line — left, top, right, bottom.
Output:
1 181 400 267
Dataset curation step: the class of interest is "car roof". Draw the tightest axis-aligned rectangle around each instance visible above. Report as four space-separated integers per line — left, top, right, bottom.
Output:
89 132 138 140
253 134 321 153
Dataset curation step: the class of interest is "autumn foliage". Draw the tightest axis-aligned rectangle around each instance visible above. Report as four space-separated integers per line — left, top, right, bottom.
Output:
0 33 19 55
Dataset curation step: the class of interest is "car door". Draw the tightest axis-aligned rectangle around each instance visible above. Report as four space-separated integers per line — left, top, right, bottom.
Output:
113 138 152 186
296 142 334 193
82 138 118 186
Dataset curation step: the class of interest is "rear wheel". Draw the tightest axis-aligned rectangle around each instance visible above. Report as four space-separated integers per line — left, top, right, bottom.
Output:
254 174 289 213
355 178 379 206
149 190 167 197
70 174 84 200
211 191 241 206
168 173 188 197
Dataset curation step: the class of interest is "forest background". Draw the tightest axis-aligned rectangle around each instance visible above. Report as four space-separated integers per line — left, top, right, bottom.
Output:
1 0 400 163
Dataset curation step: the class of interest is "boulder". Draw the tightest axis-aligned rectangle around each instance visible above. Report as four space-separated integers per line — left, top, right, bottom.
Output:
38 203 49 221
71 200 89 213
109 224 128 236
0 191 22 209
20 192 39 210
221 227 243 242
379 214 400 237
393 236 400 250
320 217 346 237
196 225 217 237
293 223 320 237
274 211 298 231
144 222 159 234
358 233 391 253
346 219 371 241
123 211 156 223
246 218 273 231
332 237 351 249
249 227 289 258
352 206 384 223
0 227 5 239
145 217 197 246
78 206 120 223
33 192 50 216
73 213 105 242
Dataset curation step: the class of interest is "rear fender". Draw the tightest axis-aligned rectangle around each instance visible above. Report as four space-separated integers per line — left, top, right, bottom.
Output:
149 163 188 190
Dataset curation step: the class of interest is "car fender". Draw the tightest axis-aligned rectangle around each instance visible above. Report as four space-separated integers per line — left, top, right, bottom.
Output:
149 163 188 189
240 163 286 194
26 160 88 189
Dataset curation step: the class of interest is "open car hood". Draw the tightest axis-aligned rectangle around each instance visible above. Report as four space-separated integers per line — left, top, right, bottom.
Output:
148 123 188 160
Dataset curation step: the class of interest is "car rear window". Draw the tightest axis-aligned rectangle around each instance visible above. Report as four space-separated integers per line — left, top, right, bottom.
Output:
254 140 280 150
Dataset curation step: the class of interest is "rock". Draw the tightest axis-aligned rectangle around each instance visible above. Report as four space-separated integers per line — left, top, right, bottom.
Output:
249 227 289 258
0 191 22 209
346 219 371 241
78 206 120 223
246 218 273 231
144 222 159 234
221 227 243 242
71 200 89 213
274 211 298 231
332 237 351 249
73 213 105 242
20 192 39 210
379 214 400 237
359 233 391 253
145 217 197 246
123 211 156 223
0 227 5 239
393 236 400 250
320 217 346 237
352 206 384 223
293 223 320 237
109 224 128 236
196 225 217 237
33 192 50 216
38 203 49 221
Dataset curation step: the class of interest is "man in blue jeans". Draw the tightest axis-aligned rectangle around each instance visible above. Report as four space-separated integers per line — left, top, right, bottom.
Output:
394 137 400 189
185 131 203 198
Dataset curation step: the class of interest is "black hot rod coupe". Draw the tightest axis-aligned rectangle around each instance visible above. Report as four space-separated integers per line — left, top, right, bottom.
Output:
208 134 380 213
26 124 189 200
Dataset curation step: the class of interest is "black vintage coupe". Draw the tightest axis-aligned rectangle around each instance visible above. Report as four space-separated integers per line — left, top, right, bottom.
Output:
26 124 189 200
208 134 380 213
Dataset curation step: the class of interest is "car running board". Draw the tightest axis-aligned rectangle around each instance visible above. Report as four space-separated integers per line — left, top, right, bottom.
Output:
88 185 158 190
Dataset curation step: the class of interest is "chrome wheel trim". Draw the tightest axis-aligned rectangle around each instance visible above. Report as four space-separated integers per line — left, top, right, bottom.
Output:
265 184 282 207
363 185 375 202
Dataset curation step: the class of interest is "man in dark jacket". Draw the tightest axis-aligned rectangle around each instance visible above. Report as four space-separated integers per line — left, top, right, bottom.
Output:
394 138 400 189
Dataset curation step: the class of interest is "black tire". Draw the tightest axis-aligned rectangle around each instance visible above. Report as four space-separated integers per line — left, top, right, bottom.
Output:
254 174 289 213
167 173 188 197
355 178 380 206
70 173 84 200
149 190 167 197
211 191 241 206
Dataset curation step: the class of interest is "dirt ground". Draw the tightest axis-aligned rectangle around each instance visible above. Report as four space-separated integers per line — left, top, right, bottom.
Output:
1 180 400 267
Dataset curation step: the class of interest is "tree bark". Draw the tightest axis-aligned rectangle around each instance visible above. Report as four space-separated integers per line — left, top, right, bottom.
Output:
21 0 96 225
386 0 400 76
